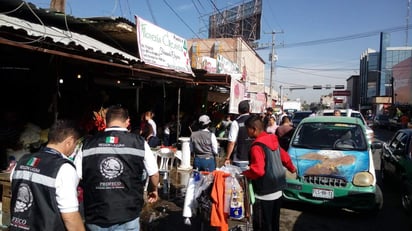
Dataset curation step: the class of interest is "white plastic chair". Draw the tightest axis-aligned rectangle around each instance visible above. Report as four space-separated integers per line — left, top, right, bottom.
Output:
156 148 176 194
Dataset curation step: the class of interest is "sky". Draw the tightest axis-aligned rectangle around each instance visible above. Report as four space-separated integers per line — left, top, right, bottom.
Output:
28 0 412 103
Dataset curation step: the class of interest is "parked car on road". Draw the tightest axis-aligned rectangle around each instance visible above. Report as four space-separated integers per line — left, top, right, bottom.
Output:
389 116 402 131
373 129 412 213
317 109 374 144
291 111 312 127
283 116 383 214
373 114 390 129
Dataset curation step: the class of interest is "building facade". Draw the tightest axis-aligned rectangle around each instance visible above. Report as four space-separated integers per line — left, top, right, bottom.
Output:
346 75 360 110
187 37 270 113
359 32 412 116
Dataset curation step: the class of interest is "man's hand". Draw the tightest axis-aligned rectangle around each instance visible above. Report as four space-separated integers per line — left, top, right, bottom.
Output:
285 170 298 179
147 190 158 203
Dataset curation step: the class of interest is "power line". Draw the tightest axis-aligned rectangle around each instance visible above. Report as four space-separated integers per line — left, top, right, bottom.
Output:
162 0 199 37
276 24 412 49
146 0 157 25
277 65 357 72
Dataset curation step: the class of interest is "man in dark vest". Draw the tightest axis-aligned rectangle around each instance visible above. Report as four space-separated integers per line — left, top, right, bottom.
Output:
10 120 85 231
81 105 159 231
224 100 253 169
190 114 219 171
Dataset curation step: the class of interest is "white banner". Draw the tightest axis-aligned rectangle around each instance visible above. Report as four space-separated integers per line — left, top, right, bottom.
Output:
135 16 193 75
200 56 217 73
217 54 240 74
229 78 245 114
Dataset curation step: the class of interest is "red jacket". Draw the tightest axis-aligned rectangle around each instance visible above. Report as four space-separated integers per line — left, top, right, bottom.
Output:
243 132 296 180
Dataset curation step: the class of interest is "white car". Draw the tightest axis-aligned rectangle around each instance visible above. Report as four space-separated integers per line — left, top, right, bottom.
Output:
317 109 374 144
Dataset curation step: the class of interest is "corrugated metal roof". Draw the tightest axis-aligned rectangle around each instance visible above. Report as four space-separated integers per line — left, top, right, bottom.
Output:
0 13 139 63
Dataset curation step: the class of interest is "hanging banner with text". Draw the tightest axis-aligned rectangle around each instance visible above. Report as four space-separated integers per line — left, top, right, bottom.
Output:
135 16 193 75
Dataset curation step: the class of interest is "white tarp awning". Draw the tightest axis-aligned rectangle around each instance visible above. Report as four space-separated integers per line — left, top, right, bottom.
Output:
0 13 139 63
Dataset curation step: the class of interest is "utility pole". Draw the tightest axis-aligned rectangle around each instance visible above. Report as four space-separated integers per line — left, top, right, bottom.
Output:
264 30 283 97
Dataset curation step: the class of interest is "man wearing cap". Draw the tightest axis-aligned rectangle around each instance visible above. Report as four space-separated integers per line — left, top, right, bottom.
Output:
224 100 253 169
190 115 219 171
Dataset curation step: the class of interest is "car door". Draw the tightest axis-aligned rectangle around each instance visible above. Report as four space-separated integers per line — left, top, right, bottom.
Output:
400 137 412 181
383 131 409 180
382 131 407 177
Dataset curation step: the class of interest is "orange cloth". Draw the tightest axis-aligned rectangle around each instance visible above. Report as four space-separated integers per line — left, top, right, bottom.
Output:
210 170 230 231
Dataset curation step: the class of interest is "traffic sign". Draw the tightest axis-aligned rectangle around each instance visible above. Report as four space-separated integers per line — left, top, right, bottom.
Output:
333 90 351 96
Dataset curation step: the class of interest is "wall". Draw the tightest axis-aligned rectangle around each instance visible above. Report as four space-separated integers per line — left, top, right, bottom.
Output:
187 37 265 95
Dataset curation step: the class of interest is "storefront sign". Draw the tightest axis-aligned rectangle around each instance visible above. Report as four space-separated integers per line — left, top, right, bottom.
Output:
217 54 240 74
135 16 193 75
200 57 217 73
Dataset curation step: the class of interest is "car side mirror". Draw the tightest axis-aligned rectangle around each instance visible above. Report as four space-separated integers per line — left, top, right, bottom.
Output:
371 141 383 151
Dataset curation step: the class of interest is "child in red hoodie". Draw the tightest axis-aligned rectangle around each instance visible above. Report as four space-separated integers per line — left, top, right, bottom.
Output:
242 115 296 231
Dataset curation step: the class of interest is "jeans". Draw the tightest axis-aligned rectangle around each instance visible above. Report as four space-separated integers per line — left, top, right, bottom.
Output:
86 217 140 231
193 156 216 172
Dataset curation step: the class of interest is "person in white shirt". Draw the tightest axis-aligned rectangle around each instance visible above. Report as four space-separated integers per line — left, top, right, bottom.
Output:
190 115 218 171
10 120 85 231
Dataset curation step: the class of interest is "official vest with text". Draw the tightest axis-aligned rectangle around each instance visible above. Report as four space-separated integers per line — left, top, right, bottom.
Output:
233 114 252 162
10 151 73 231
81 130 146 226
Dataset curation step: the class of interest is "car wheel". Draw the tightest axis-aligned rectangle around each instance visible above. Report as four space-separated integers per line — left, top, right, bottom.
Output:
400 181 412 213
360 185 384 217
374 184 384 210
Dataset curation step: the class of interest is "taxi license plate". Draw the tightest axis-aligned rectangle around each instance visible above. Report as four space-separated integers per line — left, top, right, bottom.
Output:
312 188 334 199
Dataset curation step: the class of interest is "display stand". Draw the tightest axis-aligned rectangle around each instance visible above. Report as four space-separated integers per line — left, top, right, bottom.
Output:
177 137 192 171
231 175 253 231
182 169 253 231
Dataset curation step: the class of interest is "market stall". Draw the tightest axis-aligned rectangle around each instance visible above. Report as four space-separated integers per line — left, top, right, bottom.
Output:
182 166 253 231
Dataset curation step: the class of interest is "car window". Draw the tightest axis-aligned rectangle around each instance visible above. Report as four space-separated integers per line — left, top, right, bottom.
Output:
350 112 366 125
397 133 408 152
323 112 348 116
292 112 311 119
390 132 408 152
292 122 367 150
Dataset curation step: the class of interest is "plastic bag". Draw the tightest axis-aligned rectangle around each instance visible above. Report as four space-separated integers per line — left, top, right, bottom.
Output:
229 176 244 220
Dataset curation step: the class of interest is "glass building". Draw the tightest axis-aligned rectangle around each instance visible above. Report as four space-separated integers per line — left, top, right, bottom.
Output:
359 32 412 115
